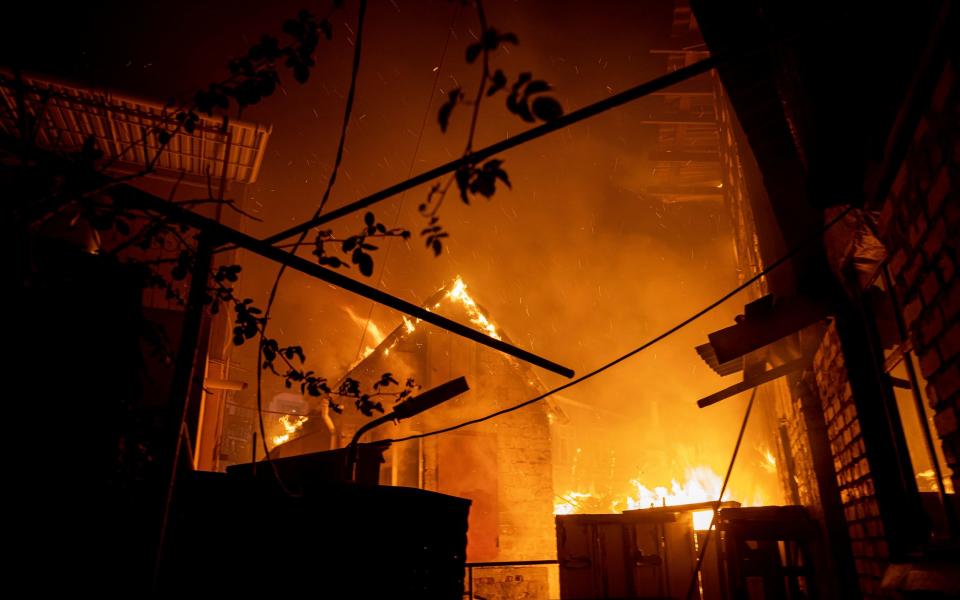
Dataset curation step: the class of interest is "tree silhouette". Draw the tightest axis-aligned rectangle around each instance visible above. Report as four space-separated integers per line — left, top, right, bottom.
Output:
4 0 563 482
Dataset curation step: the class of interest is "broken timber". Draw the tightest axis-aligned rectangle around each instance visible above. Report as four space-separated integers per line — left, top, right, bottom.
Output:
117 185 576 378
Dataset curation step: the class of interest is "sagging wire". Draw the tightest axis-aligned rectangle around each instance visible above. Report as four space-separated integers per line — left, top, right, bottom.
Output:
382 204 853 445
684 385 758 600
351 1 461 363
255 0 369 497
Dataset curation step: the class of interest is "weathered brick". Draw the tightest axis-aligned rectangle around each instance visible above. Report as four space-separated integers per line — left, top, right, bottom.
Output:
943 280 960 322
908 214 929 248
933 366 960 405
903 296 923 327
918 306 944 348
901 254 925 291
945 198 960 233
891 165 909 199
888 248 908 279
920 347 943 378
927 381 941 409
939 252 956 283
920 272 941 305
878 198 896 240
934 406 958 437
926 167 950 217
939 321 960 363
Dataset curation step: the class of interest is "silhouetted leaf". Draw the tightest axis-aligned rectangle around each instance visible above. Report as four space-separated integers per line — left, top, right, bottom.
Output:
293 64 309 84
487 69 507 96
438 88 461 132
455 166 471 204
466 42 483 64
532 96 563 121
356 252 373 277
524 80 551 95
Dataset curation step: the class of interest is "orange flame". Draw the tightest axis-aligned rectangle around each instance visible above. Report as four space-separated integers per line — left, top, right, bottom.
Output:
555 466 732 530
446 277 500 340
272 414 308 447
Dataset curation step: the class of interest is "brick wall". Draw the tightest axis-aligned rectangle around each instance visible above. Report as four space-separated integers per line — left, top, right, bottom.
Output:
877 59 960 492
777 375 822 510
813 322 889 598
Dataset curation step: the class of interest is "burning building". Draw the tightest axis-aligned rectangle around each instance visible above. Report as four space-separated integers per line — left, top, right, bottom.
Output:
273 277 560 591
8 1 959 597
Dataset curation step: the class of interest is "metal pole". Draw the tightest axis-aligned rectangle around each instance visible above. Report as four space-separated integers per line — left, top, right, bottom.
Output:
153 234 214 589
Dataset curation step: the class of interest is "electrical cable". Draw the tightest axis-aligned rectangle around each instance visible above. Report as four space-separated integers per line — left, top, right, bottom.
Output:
684 385 758 600
352 2 461 363
255 0 368 496
382 205 853 445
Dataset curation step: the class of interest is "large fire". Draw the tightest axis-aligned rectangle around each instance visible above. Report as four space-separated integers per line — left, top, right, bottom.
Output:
556 466 732 531
373 275 499 357
270 276 494 448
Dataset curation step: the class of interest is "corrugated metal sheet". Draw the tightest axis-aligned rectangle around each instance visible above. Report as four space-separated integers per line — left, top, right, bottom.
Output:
0 72 271 184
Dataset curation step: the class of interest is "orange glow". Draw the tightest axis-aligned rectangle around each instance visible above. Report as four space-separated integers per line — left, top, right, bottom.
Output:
554 491 593 515
555 465 734 531
691 509 714 531
272 414 308 447
344 305 385 361
758 444 777 474
446 276 500 340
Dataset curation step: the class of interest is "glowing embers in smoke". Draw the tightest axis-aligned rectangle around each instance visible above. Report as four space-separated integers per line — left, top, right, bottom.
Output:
446 276 500 340
758 444 777 474
344 305 386 361
272 414 308 446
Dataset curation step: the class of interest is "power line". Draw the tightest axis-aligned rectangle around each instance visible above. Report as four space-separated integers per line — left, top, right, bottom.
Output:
352 2 461 363
255 0 370 495
381 205 853 445
684 385 757 600
261 56 719 245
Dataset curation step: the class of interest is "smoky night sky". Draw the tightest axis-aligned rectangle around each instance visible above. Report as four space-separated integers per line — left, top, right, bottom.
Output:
7 1 778 497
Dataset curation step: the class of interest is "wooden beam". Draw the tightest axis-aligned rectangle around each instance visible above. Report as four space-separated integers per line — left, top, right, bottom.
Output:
117 186 576 378
696 359 804 408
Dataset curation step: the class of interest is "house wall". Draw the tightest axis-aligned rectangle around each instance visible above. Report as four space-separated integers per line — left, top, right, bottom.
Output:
812 323 890 597
322 320 556 565
877 59 960 493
